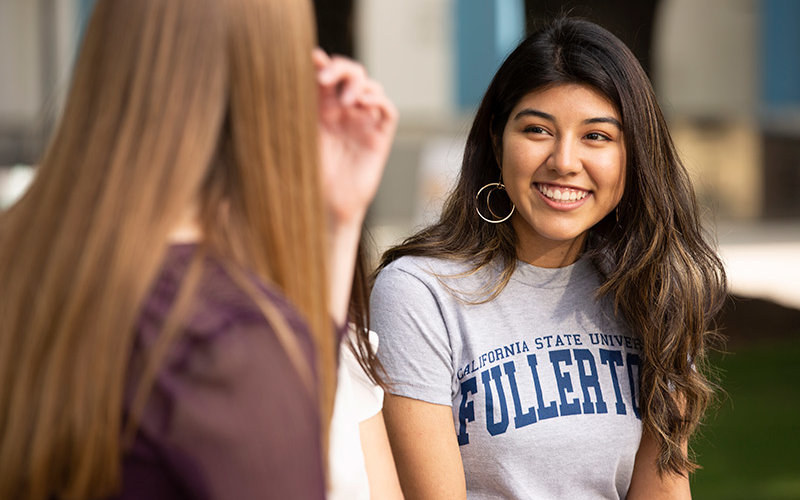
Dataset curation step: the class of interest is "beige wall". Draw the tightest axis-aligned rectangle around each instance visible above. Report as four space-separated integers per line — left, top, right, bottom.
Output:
0 1 43 124
655 0 758 119
0 0 80 126
655 0 763 219
356 0 455 120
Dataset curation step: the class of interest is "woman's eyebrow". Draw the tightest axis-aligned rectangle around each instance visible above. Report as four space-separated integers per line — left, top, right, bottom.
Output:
583 116 622 129
513 109 622 129
512 109 554 121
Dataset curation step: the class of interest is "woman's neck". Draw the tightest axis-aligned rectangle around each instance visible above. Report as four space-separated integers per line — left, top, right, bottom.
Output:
167 205 203 243
515 234 586 268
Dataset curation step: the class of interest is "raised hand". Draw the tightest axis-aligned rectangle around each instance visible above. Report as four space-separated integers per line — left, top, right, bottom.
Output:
314 49 397 228
313 49 397 323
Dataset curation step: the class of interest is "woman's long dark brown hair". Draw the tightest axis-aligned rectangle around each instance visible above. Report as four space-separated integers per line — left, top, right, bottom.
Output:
378 17 726 476
348 236 387 388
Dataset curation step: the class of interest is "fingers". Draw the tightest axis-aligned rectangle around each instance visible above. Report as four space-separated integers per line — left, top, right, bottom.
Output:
316 52 366 103
312 47 330 70
314 49 397 128
354 80 397 129
315 50 373 107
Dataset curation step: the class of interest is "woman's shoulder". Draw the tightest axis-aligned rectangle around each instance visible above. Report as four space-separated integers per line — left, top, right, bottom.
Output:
379 254 480 283
124 245 324 500
138 244 314 364
129 246 323 471
374 254 500 305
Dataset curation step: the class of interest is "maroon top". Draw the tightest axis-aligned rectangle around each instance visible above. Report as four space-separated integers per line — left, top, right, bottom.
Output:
110 244 325 499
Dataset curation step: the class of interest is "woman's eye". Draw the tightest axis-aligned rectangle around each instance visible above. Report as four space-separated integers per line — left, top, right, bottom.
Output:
585 132 610 141
524 126 548 134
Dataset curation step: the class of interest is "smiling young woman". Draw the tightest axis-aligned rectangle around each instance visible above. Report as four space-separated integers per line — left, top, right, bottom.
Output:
371 18 726 500
500 83 626 267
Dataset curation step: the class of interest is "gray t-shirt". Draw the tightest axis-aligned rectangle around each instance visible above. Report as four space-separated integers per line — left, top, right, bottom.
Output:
371 255 643 499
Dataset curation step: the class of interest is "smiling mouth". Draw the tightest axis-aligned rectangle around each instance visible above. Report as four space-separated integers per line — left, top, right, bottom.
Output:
535 183 590 202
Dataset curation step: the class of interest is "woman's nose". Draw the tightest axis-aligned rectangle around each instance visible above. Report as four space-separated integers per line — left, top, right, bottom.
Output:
548 138 581 175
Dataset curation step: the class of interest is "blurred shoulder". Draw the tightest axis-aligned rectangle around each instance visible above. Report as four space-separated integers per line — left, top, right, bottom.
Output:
138 244 314 362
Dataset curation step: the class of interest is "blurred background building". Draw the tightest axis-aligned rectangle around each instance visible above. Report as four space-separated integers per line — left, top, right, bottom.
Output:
354 0 800 313
0 1 798 497
2 1 799 247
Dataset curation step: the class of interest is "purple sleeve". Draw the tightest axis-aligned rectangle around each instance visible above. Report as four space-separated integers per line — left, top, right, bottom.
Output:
113 244 327 500
175 321 324 499
117 318 325 500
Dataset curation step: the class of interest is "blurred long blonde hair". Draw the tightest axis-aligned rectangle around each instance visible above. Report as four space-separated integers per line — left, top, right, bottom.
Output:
0 0 335 498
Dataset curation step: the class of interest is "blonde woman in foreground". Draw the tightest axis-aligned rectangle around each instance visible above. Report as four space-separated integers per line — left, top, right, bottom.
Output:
0 0 396 498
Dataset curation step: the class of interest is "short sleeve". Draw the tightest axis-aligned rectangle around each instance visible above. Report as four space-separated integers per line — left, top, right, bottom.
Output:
341 329 384 421
370 264 454 406
327 330 382 500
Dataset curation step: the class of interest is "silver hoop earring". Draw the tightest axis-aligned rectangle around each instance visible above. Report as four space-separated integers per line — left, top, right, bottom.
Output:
475 182 515 223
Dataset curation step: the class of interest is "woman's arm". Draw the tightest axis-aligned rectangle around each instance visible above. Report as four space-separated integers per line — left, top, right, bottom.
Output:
313 49 397 325
359 410 404 499
626 429 692 500
383 394 467 500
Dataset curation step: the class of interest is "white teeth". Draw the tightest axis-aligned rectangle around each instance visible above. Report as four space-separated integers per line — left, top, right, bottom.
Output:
537 184 588 202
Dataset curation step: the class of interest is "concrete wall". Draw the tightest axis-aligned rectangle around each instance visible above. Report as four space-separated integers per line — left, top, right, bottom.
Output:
655 0 763 219
0 1 43 125
356 0 454 120
655 0 758 119
0 0 82 165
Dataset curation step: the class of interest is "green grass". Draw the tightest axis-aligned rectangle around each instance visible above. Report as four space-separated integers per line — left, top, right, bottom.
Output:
690 337 800 499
